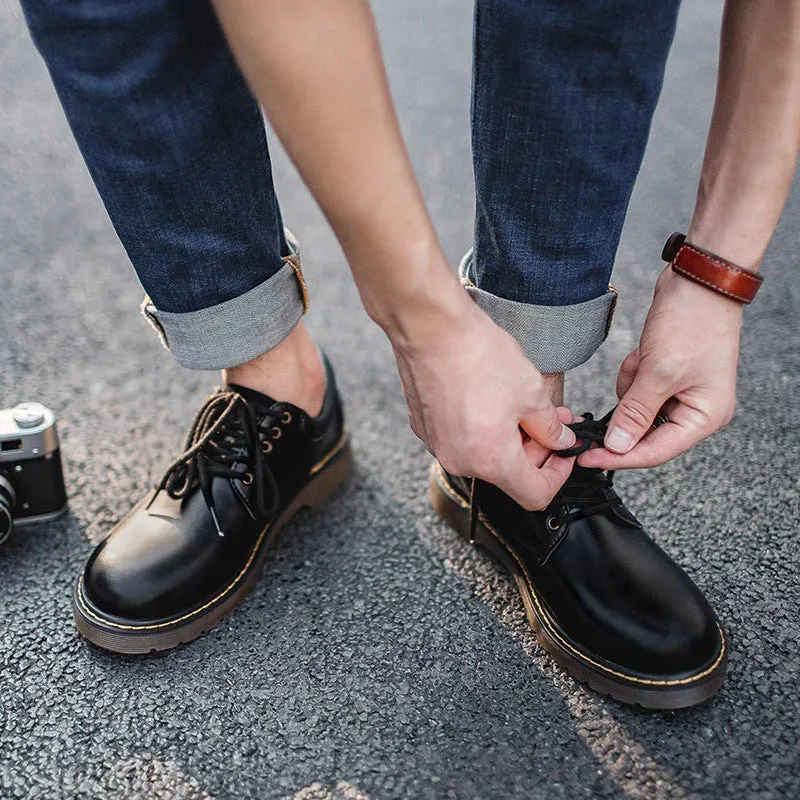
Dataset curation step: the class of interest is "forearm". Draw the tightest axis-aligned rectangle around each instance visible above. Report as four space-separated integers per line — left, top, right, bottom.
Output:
210 0 462 332
688 0 800 270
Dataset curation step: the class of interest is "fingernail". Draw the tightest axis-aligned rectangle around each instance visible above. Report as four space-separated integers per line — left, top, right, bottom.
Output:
605 425 633 454
558 425 576 449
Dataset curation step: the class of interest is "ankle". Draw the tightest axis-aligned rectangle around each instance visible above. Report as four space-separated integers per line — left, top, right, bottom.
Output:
222 323 326 417
542 372 565 406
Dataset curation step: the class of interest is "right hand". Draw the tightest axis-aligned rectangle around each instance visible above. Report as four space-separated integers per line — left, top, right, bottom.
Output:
386 286 577 511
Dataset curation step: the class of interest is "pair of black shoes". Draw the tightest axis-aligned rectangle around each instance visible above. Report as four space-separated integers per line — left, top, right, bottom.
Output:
73 358 726 709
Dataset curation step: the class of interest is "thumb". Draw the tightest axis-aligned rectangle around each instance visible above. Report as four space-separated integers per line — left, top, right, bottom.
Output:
520 403 577 452
616 347 640 399
606 376 669 455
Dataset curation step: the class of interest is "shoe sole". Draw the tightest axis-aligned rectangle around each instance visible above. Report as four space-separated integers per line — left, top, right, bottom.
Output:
429 462 727 710
73 438 354 655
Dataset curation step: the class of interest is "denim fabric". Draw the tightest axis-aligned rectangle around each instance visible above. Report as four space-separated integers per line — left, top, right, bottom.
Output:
460 251 617 374
469 0 681 370
21 0 289 316
141 230 308 370
23 0 682 373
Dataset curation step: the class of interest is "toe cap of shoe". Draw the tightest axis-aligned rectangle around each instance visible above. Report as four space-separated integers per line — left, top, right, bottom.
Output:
80 501 225 623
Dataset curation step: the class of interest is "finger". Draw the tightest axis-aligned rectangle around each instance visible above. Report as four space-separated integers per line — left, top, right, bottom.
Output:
604 374 671 455
577 404 707 469
556 406 575 425
520 403 576 452
521 428 556 467
577 422 700 469
520 436 551 467
519 406 575 452
498 443 574 511
616 348 640 399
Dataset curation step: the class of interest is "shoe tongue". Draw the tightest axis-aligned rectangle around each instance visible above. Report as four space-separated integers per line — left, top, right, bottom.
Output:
225 383 283 412
566 464 605 487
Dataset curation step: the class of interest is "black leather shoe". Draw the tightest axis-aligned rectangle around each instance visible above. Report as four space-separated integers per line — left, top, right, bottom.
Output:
73 357 352 654
429 413 727 709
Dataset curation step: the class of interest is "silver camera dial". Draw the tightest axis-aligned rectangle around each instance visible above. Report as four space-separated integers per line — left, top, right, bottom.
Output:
12 402 48 429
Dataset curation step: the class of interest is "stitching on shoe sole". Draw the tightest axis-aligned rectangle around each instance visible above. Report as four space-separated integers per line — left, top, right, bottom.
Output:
76 433 349 632
433 463 726 688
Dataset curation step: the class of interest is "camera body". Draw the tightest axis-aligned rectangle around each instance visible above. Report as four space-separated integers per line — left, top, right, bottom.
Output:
0 403 68 544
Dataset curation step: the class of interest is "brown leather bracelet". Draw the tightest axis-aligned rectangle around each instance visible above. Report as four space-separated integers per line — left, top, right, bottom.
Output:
661 232 763 304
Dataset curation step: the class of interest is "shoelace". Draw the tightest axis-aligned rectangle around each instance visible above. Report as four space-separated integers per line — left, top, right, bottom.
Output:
553 409 615 458
550 409 624 527
468 409 621 542
156 390 285 536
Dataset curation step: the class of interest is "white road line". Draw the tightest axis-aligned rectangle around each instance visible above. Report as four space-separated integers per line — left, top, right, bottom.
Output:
417 509 691 800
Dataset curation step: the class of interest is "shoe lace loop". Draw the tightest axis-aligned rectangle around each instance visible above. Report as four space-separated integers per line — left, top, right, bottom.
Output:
155 390 281 536
554 409 615 458
468 409 621 540
551 409 622 527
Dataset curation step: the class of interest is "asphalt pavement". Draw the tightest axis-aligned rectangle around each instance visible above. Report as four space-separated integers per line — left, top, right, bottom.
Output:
1 2 799 799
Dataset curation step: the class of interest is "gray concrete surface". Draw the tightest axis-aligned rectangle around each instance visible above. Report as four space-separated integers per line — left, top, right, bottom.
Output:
1 2 799 799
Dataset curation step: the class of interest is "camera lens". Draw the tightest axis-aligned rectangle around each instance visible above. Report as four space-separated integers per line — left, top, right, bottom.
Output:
0 473 15 545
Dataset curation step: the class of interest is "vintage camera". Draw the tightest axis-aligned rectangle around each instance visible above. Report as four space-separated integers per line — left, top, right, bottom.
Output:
0 402 68 545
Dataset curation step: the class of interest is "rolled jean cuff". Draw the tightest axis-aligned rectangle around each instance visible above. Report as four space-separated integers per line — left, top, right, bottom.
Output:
141 230 309 370
459 249 617 374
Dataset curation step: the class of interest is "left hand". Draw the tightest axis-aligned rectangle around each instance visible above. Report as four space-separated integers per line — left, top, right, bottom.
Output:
578 266 743 470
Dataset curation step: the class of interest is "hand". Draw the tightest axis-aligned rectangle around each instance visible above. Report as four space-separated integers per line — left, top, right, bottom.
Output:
386 283 577 510
579 267 742 470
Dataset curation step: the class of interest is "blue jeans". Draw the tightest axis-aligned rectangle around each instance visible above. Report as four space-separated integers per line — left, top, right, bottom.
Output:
21 0 680 372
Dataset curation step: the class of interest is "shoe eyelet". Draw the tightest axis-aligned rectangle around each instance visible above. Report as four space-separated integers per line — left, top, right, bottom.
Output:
281 411 292 424
271 426 282 440
546 515 562 531
241 472 254 485
262 441 273 454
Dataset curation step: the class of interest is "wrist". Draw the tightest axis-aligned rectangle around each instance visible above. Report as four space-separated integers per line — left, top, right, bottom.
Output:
686 216 766 273
656 265 744 321
364 245 473 344
661 230 763 306
381 273 474 351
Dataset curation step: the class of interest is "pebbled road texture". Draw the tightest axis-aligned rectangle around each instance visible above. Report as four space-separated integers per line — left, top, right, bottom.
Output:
1 2 798 799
